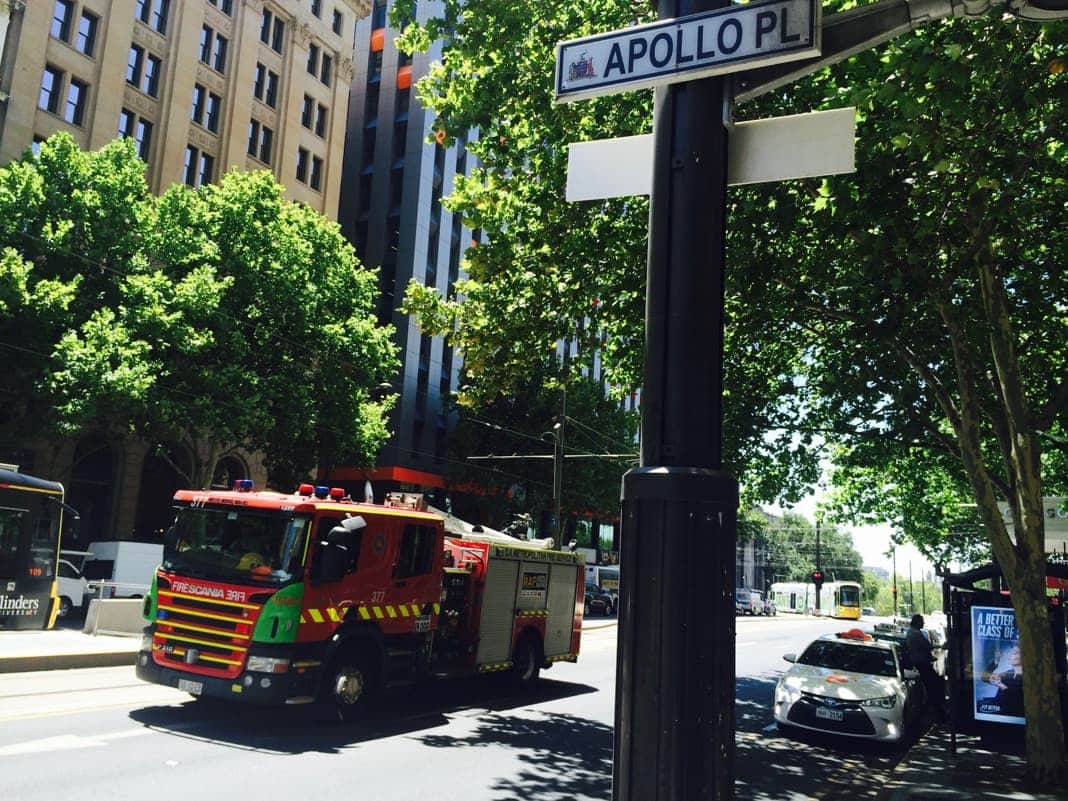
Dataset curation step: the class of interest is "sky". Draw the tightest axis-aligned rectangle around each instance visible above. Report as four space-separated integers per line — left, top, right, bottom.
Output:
765 492 936 581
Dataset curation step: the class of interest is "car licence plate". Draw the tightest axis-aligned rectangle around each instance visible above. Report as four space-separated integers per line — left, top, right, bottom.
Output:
815 707 844 722
178 679 204 695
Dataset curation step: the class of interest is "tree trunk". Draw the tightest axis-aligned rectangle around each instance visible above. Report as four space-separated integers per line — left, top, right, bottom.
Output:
1006 540 1068 785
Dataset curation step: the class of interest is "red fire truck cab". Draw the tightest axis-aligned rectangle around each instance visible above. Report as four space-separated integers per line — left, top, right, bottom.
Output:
135 483 584 720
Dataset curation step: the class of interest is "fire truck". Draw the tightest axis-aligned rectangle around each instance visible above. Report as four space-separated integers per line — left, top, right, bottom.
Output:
135 482 584 720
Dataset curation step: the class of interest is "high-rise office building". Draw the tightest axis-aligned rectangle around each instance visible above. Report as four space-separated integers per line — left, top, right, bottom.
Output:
334 0 477 501
0 0 371 542
0 0 368 217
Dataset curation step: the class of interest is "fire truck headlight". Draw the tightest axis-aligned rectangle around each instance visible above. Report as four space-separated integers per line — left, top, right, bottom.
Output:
141 634 153 652
247 656 291 674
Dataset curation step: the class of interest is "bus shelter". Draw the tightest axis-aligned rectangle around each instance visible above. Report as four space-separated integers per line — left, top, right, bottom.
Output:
942 560 1068 750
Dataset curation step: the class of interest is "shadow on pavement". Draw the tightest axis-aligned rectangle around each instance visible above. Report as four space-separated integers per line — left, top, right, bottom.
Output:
127 676 597 757
416 711 612 800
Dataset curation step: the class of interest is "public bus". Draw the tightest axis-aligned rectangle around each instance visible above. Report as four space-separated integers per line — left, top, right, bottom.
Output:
0 464 76 630
770 580 863 620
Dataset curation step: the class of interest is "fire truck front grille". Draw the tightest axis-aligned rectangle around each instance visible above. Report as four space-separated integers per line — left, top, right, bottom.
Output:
153 589 261 679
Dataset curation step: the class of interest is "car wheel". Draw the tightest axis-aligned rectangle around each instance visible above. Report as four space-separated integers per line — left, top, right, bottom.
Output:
319 647 376 723
584 599 591 616
510 633 542 687
57 596 72 619
605 600 614 616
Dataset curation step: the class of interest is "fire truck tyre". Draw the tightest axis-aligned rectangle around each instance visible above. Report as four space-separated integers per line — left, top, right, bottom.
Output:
58 596 72 619
510 633 542 687
321 649 377 723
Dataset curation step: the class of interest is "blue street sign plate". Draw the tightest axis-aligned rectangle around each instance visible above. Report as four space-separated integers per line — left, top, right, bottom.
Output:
555 0 820 103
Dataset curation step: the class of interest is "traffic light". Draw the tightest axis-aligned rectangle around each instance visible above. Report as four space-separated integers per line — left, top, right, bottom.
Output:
811 569 824 589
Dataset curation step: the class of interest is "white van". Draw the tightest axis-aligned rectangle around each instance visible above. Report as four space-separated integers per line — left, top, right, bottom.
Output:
81 541 163 600
56 557 90 618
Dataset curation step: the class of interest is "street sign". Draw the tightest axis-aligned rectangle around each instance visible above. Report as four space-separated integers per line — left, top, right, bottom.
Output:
565 107 856 201
555 0 820 103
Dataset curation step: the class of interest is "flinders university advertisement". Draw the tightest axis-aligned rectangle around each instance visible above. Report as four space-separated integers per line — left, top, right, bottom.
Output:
971 606 1025 725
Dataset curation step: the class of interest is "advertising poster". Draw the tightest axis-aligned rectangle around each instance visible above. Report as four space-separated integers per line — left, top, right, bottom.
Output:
971 605 1025 725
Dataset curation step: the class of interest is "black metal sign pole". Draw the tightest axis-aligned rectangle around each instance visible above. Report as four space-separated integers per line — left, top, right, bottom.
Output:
613 0 738 798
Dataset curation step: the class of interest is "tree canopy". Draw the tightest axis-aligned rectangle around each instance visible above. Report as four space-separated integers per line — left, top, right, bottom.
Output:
0 134 398 488
394 0 1066 777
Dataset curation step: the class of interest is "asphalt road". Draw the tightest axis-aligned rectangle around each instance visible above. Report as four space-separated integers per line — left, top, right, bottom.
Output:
0 616 918 801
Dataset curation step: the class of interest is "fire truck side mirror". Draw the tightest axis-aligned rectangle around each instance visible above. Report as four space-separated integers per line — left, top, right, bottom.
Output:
315 527 351 584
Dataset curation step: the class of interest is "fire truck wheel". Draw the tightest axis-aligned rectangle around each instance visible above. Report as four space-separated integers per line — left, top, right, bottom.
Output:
510 633 542 687
321 649 376 723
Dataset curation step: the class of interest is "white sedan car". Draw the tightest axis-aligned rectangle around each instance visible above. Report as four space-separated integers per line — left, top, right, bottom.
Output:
774 630 923 742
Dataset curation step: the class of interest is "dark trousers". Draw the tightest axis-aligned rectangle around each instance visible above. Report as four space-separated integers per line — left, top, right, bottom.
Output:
917 661 943 709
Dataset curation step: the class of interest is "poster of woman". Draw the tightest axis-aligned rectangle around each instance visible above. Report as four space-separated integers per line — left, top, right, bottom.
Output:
971 605 1025 724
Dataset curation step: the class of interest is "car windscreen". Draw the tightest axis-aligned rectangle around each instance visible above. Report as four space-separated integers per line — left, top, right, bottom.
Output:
163 507 309 585
797 640 898 677
838 585 860 605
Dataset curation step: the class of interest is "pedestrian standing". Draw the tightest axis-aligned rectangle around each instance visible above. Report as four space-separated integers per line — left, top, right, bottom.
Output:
906 613 944 715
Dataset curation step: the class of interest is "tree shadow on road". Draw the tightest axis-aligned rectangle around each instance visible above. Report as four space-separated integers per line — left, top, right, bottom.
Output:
127 676 598 757
416 710 613 800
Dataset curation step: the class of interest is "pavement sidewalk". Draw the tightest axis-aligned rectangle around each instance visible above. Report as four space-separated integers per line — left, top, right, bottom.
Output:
0 617 619 674
879 722 1066 801
0 627 141 673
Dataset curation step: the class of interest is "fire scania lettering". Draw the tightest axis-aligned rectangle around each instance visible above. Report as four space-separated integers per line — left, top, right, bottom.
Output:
136 482 585 721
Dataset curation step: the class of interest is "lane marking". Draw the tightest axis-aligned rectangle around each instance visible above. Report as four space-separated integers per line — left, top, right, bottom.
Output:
0 726 161 757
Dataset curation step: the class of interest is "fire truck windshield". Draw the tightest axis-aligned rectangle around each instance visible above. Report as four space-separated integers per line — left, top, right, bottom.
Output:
162 507 309 585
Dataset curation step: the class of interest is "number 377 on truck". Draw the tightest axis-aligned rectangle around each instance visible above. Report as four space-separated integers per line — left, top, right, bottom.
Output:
135 482 585 720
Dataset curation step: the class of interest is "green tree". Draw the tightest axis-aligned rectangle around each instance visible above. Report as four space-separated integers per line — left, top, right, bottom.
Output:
396 0 821 508
443 368 638 532
734 16 1068 780
763 512 864 584
394 0 1066 778
1 134 398 489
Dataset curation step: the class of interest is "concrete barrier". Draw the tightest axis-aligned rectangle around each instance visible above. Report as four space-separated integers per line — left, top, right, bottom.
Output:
83 598 146 637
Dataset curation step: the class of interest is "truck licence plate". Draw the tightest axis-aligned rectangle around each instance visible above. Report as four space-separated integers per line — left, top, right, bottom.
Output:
815 707 844 722
178 679 204 695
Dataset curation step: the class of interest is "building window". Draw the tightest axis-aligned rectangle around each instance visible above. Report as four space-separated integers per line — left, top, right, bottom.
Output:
75 11 99 57
51 1 74 42
369 50 383 82
134 118 153 159
191 84 205 123
38 66 63 115
310 156 323 191
142 54 161 97
332 9 343 36
118 108 135 138
205 93 221 133
261 9 285 53
136 0 169 35
253 64 279 107
64 78 88 126
311 0 322 17
371 0 386 28
315 104 328 138
126 45 144 86
212 34 228 73
296 147 309 182
247 121 273 165
183 146 214 187
265 72 279 108
307 43 320 77
301 95 313 128
200 26 229 72
208 0 233 14
320 54 332 86
191 85 221 133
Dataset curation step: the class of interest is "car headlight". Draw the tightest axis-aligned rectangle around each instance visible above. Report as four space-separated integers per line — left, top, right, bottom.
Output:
246 656 291 674
775 683 801 704
859 695 897 709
